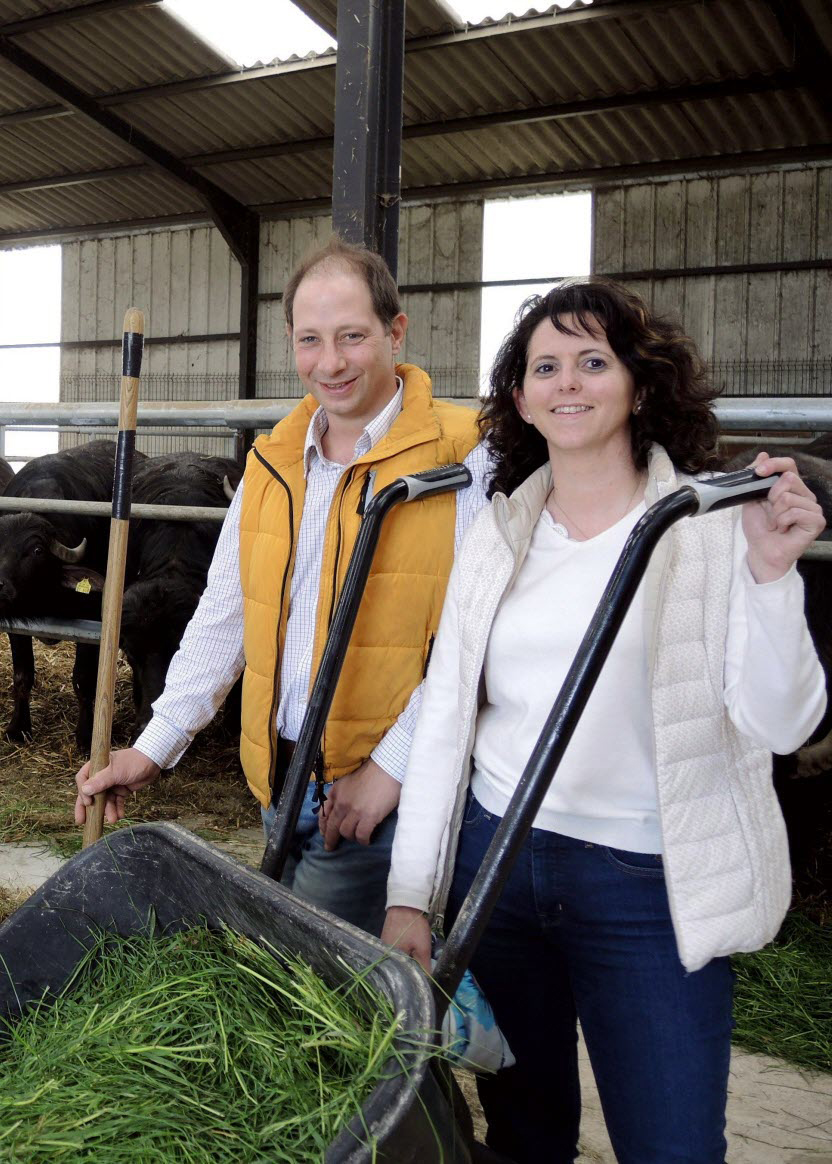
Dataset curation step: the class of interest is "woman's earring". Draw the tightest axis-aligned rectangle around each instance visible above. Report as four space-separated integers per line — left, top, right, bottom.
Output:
633 399 642 416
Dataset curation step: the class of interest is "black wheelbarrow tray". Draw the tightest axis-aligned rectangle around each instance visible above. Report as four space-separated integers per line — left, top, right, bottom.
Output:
0 465 476 1164
0 822 467 1162
0 464 778 1162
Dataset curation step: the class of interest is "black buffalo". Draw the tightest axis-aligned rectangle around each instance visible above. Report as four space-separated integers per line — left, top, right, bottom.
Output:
0 440 146 749
0 456 14 494
120 452 242 737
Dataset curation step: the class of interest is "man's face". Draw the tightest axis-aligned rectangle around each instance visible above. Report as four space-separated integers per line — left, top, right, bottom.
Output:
289 265 407 431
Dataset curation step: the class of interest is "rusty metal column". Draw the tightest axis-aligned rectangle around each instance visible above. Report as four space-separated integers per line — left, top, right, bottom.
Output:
331 0 405 277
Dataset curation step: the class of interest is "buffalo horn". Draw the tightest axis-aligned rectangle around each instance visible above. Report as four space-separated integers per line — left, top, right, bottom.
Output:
223 475 237 502
49 536 87 563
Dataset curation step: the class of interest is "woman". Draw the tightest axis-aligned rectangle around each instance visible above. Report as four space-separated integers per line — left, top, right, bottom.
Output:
381 278 827 1164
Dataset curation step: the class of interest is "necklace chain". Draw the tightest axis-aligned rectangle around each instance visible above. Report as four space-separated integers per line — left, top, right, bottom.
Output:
548 472 645 541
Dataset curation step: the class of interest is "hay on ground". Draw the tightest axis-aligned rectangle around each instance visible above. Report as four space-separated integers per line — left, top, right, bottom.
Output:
0 640 257 856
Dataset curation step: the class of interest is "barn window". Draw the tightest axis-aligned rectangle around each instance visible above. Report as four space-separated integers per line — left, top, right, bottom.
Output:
480 191 592 389
0 246 61 468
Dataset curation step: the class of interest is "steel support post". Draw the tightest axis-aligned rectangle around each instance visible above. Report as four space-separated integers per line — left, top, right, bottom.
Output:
331 0 405 276
235 212 260 463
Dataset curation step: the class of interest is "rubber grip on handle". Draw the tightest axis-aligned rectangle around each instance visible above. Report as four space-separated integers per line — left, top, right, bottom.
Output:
692 468 782 515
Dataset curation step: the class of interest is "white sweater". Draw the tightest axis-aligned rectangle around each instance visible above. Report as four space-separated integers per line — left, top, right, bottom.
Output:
387 446 827 971
471 501 822 853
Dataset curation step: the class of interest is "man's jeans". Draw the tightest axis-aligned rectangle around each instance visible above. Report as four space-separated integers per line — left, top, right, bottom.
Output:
262 780 397 937
445 791 733 1164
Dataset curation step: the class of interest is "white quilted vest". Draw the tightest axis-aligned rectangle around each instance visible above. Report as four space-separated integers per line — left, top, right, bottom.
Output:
433 445 790 972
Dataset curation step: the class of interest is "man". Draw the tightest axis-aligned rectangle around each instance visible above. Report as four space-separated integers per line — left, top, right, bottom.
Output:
75 236 488 936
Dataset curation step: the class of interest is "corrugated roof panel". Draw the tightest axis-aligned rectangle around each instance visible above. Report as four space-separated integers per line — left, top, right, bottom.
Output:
12 7 232 96
0 0 828 237
0 116 141 183
0 0 102 20
0 168 198 231
121 72 337 156
0 59 57 112
205 153 332 205
403 0 791 125
293 0 464 38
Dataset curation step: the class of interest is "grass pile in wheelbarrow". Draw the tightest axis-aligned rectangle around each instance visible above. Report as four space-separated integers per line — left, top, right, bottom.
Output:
0 824 467 1163
0 924 405 1162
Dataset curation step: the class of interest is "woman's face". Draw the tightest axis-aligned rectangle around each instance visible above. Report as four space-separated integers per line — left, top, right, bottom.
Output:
514 314 637 460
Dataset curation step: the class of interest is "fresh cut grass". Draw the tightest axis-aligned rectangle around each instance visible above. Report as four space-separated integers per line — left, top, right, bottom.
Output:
0 926 412 1161
732 910 832 1074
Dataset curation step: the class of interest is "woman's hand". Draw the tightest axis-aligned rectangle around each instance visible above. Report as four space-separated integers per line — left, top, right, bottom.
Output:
381 906 432 974
742 452 826 583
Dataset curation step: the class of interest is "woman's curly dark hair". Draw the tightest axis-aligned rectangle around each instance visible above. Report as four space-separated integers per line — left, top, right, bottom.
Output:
479 277 720 498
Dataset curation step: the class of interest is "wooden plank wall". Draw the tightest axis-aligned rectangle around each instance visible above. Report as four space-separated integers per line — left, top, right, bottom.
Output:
593 166 831 389
60 200 483 450
258 200 484 399
61 226 241 453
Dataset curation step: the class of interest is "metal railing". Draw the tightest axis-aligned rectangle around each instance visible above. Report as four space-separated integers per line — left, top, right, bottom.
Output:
711 359 832 397
0 392 827 646
1 396 832 431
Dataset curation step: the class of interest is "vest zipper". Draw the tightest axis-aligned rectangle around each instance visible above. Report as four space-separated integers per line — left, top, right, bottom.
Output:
307 466 356 787
253 448 295 804
326 467 356 632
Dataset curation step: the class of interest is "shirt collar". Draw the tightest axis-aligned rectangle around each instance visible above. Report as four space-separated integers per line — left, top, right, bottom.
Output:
303 377 404 476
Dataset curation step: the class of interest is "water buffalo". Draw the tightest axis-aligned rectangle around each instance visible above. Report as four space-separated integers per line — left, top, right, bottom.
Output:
0 456 14 494
0 440 146 749
120 452 242 737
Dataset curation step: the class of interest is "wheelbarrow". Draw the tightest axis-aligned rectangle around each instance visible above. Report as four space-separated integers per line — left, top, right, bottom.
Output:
0 463 778 1162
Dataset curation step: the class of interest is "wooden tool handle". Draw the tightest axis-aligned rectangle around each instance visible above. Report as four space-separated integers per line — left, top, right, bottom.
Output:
82 307 144 848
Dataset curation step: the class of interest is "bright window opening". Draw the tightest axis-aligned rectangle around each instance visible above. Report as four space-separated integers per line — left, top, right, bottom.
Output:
480 191 592 387
162 0 336 67
0 245 61 465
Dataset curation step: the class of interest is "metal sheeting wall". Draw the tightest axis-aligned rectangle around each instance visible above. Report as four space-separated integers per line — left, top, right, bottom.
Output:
593 165 832 396
258 200 483 400
60 226 241 456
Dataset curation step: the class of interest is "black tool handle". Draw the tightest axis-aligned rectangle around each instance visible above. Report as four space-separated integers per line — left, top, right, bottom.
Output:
432 469 780 1005
689 467 782 514
260 464 472 881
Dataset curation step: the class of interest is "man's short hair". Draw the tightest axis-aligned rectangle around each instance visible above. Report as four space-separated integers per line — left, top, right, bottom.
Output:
283 236 402 332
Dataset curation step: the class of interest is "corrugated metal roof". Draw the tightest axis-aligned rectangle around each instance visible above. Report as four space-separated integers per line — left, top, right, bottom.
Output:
0 0 829 240
293 0 465 37
11 7 233 95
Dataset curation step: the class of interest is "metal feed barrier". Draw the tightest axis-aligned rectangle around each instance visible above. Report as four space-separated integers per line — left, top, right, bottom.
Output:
0 396 828 645
0 396 830 431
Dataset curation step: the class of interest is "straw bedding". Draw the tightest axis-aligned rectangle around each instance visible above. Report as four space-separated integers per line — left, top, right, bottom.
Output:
0 641 257 857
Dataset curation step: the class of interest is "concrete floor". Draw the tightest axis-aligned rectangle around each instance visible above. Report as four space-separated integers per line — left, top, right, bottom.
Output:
2 836 831 1162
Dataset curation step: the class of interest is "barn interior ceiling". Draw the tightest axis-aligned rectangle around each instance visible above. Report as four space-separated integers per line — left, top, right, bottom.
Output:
0 0 829 245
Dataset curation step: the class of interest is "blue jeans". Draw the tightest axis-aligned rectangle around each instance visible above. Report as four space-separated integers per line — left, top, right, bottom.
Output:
445 792 733 1164
261 780 397 937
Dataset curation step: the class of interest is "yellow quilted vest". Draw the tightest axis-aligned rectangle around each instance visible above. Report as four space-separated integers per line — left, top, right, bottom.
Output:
238 364 479 807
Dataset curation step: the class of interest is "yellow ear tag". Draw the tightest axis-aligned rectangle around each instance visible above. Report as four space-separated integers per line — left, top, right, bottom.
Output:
75 578 92 594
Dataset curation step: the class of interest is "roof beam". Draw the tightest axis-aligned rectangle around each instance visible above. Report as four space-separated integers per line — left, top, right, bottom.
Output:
0 32 258 264
0 69 804 197
3 141 832 247
764 0 832 113
402 0 717 52
0 0 709 130
291 0 709 44
0 0 163 37
254 142 832 212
